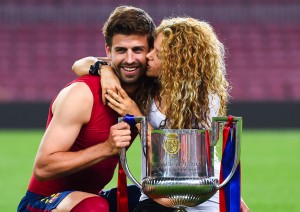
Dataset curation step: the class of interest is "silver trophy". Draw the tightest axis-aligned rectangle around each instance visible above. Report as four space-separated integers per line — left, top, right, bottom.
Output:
119 116 241 212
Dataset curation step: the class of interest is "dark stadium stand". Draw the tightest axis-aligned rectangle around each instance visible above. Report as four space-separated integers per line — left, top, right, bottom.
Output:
218 24 300 101
0 1 299 128
0 24 105 101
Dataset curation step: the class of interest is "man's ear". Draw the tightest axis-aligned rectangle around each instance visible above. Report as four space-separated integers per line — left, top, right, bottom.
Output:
105 43 112 59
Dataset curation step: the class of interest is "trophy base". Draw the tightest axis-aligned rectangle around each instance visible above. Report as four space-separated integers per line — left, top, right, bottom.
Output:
142 177 218 209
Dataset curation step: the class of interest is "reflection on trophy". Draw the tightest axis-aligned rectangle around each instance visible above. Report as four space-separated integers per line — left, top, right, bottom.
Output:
120 116 241 212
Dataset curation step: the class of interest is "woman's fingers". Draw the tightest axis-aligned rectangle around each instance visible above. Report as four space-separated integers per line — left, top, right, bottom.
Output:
105 88 139 116
115 85 129 99
105 93 120 106
105 91 125 113
107 101 121 114
106 89 123 103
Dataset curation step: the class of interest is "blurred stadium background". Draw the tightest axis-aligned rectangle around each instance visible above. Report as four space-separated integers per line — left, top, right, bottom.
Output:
0 0 299 211
0 0 299 128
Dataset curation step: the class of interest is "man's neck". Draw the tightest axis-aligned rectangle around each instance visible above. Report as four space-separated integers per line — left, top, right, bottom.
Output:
122 84 138 99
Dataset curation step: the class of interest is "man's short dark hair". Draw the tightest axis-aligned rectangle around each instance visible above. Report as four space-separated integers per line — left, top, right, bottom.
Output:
103 5 155 48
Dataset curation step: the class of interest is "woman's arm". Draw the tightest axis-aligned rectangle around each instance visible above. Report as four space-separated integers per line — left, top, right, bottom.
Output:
72 56 121 103
72 56 97 77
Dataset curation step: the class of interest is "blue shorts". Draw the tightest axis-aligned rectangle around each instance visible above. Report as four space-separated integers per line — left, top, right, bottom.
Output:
18 185 141 212
17 190 73 212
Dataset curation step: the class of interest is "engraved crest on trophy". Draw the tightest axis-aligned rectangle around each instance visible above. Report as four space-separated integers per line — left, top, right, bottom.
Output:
164 133 181 155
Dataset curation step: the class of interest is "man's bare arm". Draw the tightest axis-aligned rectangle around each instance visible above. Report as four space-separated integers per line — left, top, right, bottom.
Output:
33 82 131 181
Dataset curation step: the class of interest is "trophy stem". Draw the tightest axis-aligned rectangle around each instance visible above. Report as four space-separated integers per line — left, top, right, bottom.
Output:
174 207 187 212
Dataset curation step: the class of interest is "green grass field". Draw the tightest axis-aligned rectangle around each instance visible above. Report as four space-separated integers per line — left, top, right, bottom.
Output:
0 129 299 211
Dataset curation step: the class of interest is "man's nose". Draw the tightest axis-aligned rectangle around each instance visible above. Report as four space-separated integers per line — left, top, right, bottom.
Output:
125 51 134 64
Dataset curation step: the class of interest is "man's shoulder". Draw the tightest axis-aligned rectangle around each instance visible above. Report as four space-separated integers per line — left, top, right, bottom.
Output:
75 75 100 83
58 81 93 102
64 75 100 92
51 81 93 122
52 76 98 109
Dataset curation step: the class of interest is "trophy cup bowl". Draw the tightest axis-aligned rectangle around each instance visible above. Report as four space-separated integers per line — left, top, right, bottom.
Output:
119 117 241 212
142 176 219 208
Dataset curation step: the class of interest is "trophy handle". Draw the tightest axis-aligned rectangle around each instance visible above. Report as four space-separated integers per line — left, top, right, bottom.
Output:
118 116 147 190
212 116 242 189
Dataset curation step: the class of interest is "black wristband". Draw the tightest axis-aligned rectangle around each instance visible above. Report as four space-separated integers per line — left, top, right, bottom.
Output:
89 60 108 76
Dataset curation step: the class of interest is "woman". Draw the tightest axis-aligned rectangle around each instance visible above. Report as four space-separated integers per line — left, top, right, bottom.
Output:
73 17 249 212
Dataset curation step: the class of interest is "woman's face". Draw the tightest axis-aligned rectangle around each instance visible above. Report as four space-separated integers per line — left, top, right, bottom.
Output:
145 32 163 77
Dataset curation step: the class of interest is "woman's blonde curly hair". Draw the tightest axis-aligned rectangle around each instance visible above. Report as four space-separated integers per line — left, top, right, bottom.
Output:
155 17 230 129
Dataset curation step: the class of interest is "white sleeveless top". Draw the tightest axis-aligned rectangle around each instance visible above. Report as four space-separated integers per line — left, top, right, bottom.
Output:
140 94 221 211
148 94 220 129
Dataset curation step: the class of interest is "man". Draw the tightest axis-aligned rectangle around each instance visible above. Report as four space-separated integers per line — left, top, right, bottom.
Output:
17 6 155 212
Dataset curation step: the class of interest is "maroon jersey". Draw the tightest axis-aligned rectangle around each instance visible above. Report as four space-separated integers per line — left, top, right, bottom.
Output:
28 75 119 196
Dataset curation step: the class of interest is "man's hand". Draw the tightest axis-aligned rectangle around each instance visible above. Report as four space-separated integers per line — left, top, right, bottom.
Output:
106 122 131 155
